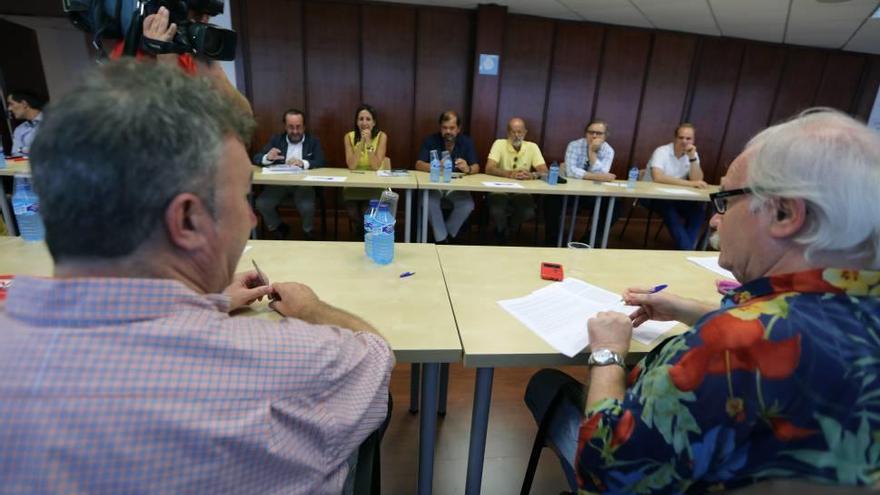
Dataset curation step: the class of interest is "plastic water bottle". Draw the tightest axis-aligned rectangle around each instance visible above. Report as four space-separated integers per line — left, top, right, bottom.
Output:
372 203 395 265
548 161 559 185
441 150 452 183
429 149 441 183
364 199 379 260
12 174 45 242
627 166 639 190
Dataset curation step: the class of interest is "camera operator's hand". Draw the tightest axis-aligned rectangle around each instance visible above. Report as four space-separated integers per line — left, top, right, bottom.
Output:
143 7 177 42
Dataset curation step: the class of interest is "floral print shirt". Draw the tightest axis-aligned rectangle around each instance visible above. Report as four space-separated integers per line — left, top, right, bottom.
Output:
576 269 880 494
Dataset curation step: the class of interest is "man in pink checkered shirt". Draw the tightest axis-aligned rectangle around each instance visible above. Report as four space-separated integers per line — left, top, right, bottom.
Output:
0 60 394 494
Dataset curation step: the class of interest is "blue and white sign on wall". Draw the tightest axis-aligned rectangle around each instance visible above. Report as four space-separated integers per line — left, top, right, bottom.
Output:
478 54 500 76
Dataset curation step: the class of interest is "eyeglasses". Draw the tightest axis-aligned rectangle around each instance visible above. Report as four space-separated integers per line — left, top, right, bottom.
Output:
709 188 753 214
586 130 606 136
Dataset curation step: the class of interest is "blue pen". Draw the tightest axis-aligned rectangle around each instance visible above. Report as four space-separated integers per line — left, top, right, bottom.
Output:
621 284 667 302
400 271 415 278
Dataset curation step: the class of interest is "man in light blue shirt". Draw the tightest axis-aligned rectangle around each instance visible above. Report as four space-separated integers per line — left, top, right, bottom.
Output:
549 120 620 244
564 120 615 181
6 92 45 156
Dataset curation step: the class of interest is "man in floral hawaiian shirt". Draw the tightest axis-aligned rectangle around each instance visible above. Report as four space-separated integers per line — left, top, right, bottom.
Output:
525 108 880 494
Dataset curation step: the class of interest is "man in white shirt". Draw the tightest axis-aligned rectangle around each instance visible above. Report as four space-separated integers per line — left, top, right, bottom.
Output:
251 109 325 240
6 92 45 156
645 123 709 249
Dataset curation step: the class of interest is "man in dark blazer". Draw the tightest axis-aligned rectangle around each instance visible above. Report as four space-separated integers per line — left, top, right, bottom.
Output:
251 109 325 240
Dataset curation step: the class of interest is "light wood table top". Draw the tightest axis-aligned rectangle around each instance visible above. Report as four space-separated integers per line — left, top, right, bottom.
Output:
413 170 716 201
437 245 722 367
0 160 30 176
0 238 461 364
0 237 52 274
233 241 460 363
252 166 419 189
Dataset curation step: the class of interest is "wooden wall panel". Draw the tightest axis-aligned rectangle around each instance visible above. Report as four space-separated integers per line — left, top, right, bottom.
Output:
854 55 880 122
685 38 743 184
813 52 866 112
230 0 880 182
239 0 304 150
592 27 652 175
361 4 416 168
717 43 786 177
412 8 474 162
495 15 555 149
630 32 697 170
542 22 604 162
303 2 360 167
468 4 506 164
769 47 825 125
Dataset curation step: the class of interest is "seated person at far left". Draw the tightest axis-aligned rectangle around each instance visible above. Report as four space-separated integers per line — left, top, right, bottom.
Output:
251 109 325 240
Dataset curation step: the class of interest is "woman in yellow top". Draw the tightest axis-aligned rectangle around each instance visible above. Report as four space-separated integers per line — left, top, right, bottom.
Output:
343 104 391 232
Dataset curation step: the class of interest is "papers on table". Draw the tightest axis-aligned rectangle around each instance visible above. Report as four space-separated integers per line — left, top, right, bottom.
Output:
303 175 347 182
498 278 678 357
482 181 524 188
655 186 702 196
262 165 304 174
376 170 409 177
687 256 735 279
601 182 628 188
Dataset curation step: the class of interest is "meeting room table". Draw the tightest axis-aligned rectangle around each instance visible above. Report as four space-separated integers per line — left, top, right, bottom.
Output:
0 238 461 495
435 244 725 494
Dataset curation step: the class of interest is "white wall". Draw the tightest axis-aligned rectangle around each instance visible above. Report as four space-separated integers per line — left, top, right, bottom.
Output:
0 15 94 101
214 0 238 89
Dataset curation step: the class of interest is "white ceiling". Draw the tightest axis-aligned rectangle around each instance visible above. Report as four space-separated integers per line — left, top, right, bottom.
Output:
392 0 880 54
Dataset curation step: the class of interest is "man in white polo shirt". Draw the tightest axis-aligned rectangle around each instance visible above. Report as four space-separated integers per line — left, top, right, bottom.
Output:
645 123 709 249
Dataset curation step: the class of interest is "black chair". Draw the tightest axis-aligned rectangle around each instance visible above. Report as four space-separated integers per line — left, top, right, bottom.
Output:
521 386 579 495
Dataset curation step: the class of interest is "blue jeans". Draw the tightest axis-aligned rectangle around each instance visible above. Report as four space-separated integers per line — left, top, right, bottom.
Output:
524 369 587 492
652 200 706 250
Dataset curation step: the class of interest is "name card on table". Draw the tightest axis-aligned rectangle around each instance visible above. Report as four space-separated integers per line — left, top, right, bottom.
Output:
482 181 524 189
303 176 347 182
655 187 701 196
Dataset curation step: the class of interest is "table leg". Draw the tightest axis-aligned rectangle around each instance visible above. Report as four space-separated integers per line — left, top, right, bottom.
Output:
556 195 568 247
465 367 494 495
601 197 616 248
438 362 449 416
421 189 430 243
567 196 580 245
589 196 602 248
418 362 440 495
405 189 412 243
410 363 420 414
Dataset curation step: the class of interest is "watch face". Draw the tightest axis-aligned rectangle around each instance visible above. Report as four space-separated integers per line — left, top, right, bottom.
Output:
593 348 613 362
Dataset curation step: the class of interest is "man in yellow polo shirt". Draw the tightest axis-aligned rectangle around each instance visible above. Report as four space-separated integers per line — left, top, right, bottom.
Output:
485 117 548 244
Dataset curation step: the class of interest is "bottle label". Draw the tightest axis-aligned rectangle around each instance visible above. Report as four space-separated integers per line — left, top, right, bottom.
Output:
381 225 394 235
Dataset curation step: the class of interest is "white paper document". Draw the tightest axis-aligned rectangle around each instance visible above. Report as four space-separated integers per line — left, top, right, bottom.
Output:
655 186 702 196
687 256 735 279
303 176 347 182
482 181 524 188
262 165 304 174
601 182 628 188
498 278 678 357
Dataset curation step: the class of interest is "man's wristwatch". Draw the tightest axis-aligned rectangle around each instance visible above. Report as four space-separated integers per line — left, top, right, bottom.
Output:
688 157 698 162
588 348 625 368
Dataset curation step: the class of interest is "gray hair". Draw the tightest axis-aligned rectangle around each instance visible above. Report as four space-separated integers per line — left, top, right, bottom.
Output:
745 108 880 268
29 59 254 262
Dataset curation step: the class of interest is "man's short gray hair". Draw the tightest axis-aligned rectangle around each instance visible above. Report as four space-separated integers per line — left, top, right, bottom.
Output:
745 108 880 268
29 59 254 262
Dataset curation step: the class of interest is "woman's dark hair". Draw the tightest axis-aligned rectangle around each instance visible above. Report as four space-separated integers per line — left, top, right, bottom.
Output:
352 104 380 144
